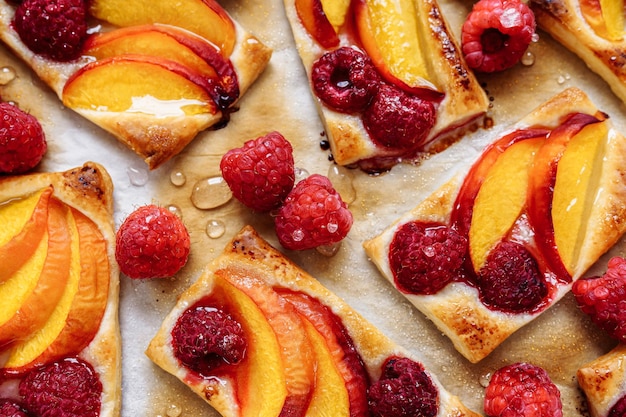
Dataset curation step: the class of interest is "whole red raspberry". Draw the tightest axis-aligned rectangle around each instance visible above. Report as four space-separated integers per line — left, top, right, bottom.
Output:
389 222 467 295
0 102 47 174
461 0 536 72
484 362 563 417
0 399 31 417
367 356 439 417
171 305 247 376
13 0 88 62
572 257 626 342
275 174 353 251
115 205 190 279
311 46 380 113
19 358 103 417
220 131 295 212
363 83 436 151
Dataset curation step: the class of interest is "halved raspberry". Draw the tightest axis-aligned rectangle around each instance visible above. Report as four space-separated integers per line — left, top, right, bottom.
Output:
368 356 439 417
476 240 547 312
0 399 30 417
461 0 536 72
572 257 626 342
363 83 436 151
389 222 467 295
484 362 563 417
311 46 380 113
13 0 88 62
0 102 47 174
220 131 295 212
275 174 353 251
115 205 190 279
19 358 102 417
171 305 247 376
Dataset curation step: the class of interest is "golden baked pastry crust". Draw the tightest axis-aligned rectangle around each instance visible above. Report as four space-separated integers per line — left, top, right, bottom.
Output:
578 343 626 417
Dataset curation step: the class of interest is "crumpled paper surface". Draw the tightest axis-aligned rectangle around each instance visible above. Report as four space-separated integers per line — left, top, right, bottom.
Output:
1 0 624 415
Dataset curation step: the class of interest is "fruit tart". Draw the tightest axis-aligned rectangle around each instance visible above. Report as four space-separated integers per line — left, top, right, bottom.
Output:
530 0 626 105
0 0 272 169
146 225 480 417
283 0 490 171
0 162 120 416
363 87 626 363
578 343 626 417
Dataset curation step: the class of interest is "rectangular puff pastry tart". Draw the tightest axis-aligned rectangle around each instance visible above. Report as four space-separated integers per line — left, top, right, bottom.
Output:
578 343 626 417
283 0 490 171
146 225 480 417
0 0 272 169
363 87 626 363
0 162 120 417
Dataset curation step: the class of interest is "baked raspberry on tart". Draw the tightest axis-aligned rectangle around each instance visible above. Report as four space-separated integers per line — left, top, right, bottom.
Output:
146 225 480 417
0 162 120 417
363 87 626 363
0 0 272 169
283 0 490 171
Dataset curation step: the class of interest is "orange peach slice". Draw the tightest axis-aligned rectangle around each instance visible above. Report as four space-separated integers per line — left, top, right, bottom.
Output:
601 0 624 40
295 0 340 48
88 0 236 56
322 0 350 31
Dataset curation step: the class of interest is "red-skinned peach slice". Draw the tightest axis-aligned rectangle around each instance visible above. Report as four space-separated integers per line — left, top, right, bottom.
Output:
88 0 236 57
295 0 340 49
0 187 52 284
62 55 218 116
0 198 71 349
3 208 110 374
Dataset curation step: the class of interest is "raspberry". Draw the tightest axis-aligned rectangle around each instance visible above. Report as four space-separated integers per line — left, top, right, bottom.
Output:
461 0 536 72
0 102 47 174
389 222 467 295
19 358 102 417
484 362 563 417
275 174 353 251
572 257 626 342
171 305 247 376
220 131 295 212
476 240 547 312
368 356 438 417
311 46 380 113
363 83 436 151
115 205 190 279
13 0 88 62
609 395 626 416
0 399 30 417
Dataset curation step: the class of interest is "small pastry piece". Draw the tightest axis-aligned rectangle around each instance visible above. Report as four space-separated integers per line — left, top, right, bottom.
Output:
578 344 626 417
0 162 120 416
363 88 626 363
147 225 479 417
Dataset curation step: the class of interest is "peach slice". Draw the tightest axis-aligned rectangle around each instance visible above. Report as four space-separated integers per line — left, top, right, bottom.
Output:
88 0 236 57
601 0 624 40
0 187 52 284
295 0 340 48
322 0 351 31
62 55 218 116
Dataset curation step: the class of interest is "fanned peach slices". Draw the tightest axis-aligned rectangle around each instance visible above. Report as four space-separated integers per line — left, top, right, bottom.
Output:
147 226 480 417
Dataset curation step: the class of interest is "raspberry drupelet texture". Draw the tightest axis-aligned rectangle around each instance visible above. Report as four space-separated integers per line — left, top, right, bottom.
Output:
172 305 247 376
115 205 190 279
275 174 353 251
0 102 47 174
19 358 103 417
572 257 626 342
484 362 563 417
0 399 31 417
13 0 88 62
461 0 536 72
220 131 295 212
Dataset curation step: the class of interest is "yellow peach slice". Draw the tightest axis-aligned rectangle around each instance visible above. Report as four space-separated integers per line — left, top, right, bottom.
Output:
321 0 350 32
601 0 624 41
469 137 544 271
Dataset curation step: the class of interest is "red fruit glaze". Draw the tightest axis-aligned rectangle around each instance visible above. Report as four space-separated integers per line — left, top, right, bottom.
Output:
115 205 190 279
368 356 438 417
572 257 626 342
275 174 353 250
220 131 295 212
461 0 536 72
0 102 47 174
609 394 626 417
0 399 30 417
19 358 102 417
484 362 563 417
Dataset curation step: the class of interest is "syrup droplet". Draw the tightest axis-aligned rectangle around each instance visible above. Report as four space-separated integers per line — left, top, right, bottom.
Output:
127 165 149 186
316 242 342 257
167 204 182 219
327 164 356 205
0 67 16 86
170 170 186 187
206 219 226 239
166 403 182 417
190 176 232 209
531 32 540 43
557 74 566 84
479 372 492 388
520 51 535 66
294 167 309 182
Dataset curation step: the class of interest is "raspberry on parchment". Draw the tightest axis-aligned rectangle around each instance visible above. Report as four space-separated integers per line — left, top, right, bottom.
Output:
0 102 47 174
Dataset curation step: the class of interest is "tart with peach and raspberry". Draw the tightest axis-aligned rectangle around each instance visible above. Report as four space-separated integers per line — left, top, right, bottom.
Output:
0 162 120 417
0 0 272 169
146 225 480 417
363 87 626 363
283 0 490 171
